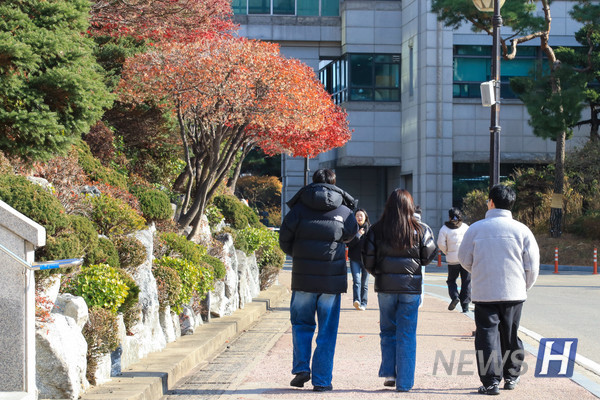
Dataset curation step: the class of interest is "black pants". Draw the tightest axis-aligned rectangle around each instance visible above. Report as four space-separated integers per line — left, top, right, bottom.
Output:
446 264 471 311
474 302 525 386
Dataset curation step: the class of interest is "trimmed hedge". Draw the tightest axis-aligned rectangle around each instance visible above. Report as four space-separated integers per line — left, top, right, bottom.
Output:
0 173 69 235
213 195 260 230
131 185 172 221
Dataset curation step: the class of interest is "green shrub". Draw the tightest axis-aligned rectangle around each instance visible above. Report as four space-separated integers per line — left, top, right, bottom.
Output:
201 254 227 281
115 268 140 333
213 194 260 230
152 263 182 311
234 227 285 290
65 264 130 313
570 210 600 240
38 233 83 262
0 173 69 235
113 235 147 271
85 237 119 268
461 189 488 225
69 214 99 253
131 185 172 221
88 193 146 236
157 232 207 264
83 307 120 384
153 256 214 313
76 140 128 189
205 204 225 229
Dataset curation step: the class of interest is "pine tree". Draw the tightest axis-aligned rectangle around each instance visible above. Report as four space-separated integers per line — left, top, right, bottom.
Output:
0 0 113 161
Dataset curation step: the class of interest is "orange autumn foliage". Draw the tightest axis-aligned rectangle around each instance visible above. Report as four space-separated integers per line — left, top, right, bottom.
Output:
118 35 351 237
89 0 236 42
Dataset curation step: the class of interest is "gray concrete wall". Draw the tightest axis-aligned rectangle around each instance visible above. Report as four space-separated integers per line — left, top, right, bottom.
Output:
398 0 453 233
0 200 45 398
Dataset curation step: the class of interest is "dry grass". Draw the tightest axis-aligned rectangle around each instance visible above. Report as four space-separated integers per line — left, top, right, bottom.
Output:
536 233 600 266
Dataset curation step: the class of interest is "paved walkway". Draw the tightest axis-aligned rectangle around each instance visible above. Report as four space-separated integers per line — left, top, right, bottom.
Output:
161 268 600 400
80 265 600 400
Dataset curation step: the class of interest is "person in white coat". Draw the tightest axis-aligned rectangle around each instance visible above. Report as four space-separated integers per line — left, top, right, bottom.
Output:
457 184 539 395
437 207 470 312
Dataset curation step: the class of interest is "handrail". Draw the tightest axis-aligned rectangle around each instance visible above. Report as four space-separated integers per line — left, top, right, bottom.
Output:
0 243 83 271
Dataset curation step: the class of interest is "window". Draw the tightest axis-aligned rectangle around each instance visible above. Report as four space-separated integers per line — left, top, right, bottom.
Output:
234 0 339 16
453 45 547 99
320 53 401 103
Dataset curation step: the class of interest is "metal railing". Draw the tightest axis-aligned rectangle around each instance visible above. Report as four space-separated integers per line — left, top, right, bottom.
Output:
0 243 83 271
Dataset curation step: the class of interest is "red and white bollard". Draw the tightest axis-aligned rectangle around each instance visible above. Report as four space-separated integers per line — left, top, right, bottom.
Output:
437 249 442 267
594 248 597 275
554 247 559 274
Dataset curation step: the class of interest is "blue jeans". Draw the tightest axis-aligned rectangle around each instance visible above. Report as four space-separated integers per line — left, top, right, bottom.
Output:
377 292 420 391
350 260 369 307
290 291 341 387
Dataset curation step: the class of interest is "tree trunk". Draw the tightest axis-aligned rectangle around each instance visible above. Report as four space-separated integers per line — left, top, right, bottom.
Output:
226 145 251 193
550 130 566 238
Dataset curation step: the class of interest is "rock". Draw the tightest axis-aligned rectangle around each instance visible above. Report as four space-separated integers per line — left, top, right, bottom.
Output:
210 234 239 317
39 274 61 305
180 305 196 336
53 293 88 330
236 250 253 309
27 176 54 192
93 353 112 385
159 305 177 343
36 314 88 400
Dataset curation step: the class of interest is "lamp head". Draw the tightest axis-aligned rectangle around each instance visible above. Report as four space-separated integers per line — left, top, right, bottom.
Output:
472 0 505 12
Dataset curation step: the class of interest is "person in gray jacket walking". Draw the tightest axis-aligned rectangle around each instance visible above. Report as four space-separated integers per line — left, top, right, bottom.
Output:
458 184 539 395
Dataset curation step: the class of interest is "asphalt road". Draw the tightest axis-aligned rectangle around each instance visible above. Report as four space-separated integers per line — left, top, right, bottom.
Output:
424 265 600 367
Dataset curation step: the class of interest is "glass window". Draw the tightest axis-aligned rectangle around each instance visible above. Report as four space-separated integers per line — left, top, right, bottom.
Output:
273 0 294 14
249 0 270 14
321 53 399 103
350 54 374 87
234 0 338 15
453 45 545 99
233 0 247 14
297 0 319 15
321 0 339 16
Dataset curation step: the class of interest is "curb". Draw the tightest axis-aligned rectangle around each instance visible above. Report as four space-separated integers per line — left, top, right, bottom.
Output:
79 284 290 400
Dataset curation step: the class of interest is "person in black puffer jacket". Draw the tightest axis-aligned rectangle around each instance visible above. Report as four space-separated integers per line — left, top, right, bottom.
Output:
362 188 436 392
279 168 358 393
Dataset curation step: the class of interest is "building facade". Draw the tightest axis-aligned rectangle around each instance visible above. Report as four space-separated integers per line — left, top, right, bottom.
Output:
234 0 588 232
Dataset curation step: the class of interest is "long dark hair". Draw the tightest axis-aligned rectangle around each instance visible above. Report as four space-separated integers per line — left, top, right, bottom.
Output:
377 189 422 249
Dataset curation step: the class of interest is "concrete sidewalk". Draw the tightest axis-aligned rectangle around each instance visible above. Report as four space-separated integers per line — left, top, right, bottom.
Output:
79 285 289 400
220 269 600 399
80 267 600 400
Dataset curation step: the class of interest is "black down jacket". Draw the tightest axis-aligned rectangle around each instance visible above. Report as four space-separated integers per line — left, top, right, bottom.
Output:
279 183 358 294
362 222 437 294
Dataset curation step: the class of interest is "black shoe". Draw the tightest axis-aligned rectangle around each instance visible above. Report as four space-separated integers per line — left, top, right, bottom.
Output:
290 372 310 388
448 298 459 310
504 377 520 390
313 385 333 392
478 384 500 395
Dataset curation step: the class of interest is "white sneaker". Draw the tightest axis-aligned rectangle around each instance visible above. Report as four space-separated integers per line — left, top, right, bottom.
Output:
384 377 396 387
353 300 360 310
359 305 366 311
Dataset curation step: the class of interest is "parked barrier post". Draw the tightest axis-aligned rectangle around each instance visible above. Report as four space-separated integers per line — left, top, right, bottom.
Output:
437 249 442 267
594 248 597 275
554 247 559 274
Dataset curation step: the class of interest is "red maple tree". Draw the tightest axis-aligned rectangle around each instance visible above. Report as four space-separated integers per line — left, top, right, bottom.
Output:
89 0 235 42
118 35 351 237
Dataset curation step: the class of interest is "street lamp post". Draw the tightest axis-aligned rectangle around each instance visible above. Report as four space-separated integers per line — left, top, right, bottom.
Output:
304 156 310 186
473 0 503 189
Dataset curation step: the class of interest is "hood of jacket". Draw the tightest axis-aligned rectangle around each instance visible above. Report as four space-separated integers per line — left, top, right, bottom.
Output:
444 220 463 229
286 183 355 211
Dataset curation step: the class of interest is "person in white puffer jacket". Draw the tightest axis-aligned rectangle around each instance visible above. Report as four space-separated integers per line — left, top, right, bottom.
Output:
437 207 470 313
